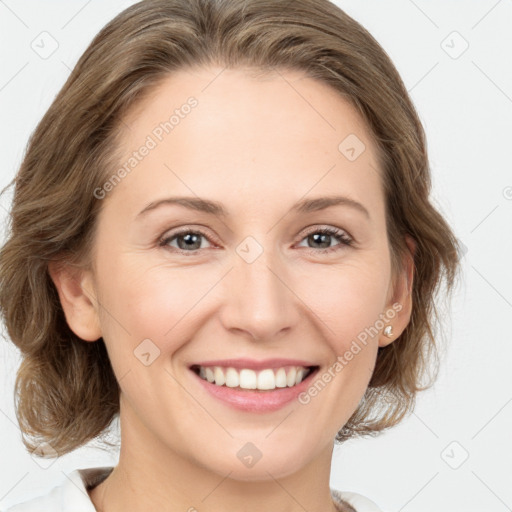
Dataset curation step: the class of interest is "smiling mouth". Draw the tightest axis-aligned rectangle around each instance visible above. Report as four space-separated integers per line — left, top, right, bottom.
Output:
190 364 319 391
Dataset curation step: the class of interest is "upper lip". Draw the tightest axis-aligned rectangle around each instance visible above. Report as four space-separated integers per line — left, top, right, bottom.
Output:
189 358 318 371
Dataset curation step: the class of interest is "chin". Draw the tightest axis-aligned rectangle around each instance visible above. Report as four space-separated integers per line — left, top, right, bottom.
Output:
200 442 313 482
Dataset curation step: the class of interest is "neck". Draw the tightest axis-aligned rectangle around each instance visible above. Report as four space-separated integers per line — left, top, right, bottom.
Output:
89 396 341 512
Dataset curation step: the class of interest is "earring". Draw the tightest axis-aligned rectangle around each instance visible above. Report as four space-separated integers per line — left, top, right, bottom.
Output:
383 325 393 338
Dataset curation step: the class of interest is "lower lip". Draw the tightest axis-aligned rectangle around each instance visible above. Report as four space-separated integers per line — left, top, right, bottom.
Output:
190 367 319 413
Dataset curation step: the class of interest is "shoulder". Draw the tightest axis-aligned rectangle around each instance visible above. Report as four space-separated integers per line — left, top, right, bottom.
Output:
331 488 386 512
2 467 114 512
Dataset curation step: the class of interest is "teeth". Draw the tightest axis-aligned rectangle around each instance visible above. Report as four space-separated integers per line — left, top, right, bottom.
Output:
205 367 215 383
257 369 275 390
225 367 239 388
240 369 257 389
287 367 297 387
214 367 225 386
275 368 287 388
195 365 312 390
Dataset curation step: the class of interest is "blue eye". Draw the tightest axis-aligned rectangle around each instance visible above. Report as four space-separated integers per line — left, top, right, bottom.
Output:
159 226 353 255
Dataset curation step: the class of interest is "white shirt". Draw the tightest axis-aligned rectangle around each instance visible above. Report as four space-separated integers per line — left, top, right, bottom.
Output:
2 467 384 512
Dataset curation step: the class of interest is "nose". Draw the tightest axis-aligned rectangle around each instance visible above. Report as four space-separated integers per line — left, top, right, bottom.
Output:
219 243 301 341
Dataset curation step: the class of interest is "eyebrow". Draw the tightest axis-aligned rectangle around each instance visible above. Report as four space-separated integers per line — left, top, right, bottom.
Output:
136 194 370 220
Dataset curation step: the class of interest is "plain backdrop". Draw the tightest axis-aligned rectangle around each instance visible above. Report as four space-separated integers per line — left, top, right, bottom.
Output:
0 1 511 511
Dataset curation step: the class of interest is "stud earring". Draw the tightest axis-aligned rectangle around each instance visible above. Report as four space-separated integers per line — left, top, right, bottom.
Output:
383 325 393 338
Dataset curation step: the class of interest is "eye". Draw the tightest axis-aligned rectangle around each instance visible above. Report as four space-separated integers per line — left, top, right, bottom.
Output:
296 226 354 254
159 228 214 255
159 226 354 256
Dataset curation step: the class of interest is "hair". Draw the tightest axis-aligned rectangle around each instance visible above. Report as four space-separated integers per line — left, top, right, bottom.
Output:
0 0 462 456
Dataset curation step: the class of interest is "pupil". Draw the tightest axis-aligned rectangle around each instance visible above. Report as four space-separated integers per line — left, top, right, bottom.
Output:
311 233 330 249
178 233 200 250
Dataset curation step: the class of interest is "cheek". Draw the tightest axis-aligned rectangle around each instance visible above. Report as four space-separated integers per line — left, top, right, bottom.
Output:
96 259 215 354
295 258 391 350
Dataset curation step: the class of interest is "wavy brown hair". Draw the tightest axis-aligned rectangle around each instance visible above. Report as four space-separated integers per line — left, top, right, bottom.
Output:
0 0 462 456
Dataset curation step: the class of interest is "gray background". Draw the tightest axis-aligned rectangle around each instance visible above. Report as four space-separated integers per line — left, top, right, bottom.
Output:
0 1 511 511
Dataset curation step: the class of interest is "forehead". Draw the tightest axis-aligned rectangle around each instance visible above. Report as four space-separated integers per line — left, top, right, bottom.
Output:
109 66 383 220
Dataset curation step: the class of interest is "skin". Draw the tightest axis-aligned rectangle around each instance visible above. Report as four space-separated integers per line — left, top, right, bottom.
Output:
49 66 414 512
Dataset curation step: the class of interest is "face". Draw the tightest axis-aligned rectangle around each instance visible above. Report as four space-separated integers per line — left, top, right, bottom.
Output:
55 66 411 481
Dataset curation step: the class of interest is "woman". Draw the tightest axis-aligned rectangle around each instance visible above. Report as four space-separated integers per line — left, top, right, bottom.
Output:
0 0 461 510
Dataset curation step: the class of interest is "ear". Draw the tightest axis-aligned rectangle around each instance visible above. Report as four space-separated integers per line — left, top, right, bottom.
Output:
47 260 102 342
379 235 416 348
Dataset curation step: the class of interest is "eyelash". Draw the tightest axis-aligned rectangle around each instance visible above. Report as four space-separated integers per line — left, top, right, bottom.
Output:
158 226 354 256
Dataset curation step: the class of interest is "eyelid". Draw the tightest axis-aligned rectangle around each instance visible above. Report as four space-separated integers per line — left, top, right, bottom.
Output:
299 224 353 242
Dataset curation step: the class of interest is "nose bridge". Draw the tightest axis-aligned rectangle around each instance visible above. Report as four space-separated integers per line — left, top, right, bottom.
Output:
221 236 298 339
